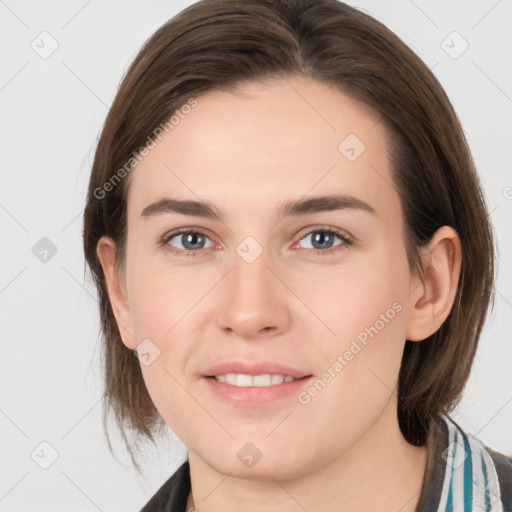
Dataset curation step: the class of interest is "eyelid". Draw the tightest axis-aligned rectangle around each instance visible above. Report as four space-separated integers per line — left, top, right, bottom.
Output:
160 226 214 243
295 224 353 244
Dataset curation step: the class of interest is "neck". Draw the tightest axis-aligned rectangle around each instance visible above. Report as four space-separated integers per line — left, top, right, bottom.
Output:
186 399 427 512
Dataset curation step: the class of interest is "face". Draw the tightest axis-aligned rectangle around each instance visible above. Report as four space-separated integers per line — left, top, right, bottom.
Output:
111 76 419 479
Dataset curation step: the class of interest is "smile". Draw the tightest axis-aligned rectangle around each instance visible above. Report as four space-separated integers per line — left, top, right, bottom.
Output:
211 373 300 386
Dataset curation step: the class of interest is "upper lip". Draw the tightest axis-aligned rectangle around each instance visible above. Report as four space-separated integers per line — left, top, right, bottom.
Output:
202 361 312 379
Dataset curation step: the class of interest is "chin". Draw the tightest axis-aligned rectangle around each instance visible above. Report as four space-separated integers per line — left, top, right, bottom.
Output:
196 440 320 482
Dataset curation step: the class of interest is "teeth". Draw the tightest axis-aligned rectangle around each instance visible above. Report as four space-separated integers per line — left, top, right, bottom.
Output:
214 373 298 387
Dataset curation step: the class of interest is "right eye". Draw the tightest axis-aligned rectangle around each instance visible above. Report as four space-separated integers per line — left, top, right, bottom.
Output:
162 229 216 256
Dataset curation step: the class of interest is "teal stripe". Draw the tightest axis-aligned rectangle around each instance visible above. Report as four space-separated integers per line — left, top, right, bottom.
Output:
446 479 454 511
459 428 473 510
446 438 456 511
481 452 491 511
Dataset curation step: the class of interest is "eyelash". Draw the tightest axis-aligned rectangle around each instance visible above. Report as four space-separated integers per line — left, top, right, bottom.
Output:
159 226 353 257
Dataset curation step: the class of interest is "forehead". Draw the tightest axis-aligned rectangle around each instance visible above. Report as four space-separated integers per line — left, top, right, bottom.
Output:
126 76 399 222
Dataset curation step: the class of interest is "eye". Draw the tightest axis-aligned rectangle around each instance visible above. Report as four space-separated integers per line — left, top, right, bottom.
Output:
296 228 352 255
162 229 215 255
160 226 352 257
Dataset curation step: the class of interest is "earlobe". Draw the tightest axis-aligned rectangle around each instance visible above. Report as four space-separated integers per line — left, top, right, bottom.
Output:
96 236 137 350
406 226 462 342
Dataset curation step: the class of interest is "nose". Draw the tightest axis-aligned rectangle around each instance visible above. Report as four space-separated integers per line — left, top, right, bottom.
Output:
216 245 292 339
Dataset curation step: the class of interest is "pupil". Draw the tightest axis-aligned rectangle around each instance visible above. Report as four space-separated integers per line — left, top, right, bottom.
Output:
183 233 203 250
313 232 332 249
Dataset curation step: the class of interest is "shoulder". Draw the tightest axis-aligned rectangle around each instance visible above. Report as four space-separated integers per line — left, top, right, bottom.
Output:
140 460 190 512
485 445 512 511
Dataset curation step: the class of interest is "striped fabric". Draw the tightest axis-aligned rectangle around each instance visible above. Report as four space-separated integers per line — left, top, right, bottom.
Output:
437 414 512 512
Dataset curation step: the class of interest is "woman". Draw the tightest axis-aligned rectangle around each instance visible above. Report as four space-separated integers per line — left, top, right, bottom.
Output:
83 0 512 510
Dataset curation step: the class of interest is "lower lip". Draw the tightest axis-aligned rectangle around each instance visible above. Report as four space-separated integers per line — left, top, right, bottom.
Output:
203 376 313 407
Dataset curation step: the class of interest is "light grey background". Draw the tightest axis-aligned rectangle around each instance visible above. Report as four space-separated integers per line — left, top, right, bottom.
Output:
1 0 511 510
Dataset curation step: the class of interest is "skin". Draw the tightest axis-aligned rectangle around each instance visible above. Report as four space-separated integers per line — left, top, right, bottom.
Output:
97 76 462 512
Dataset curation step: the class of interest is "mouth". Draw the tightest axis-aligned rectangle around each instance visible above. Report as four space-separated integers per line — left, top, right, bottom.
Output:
207 373 310 387
201 361 313 406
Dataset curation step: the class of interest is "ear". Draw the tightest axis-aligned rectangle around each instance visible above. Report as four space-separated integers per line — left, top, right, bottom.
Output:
406 226 462 342
96 236 138 350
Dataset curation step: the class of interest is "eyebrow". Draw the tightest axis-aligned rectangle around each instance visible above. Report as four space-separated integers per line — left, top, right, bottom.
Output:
141 194 377 220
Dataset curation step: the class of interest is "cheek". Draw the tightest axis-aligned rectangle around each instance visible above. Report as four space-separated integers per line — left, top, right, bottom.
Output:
138 356 210 453
125 251 216 435
291 248 409 417
289 300 407 459
127 247 212 340
297 247 410 353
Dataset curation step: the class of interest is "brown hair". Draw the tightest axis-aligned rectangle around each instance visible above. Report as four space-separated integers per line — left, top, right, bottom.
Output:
83 0 495 486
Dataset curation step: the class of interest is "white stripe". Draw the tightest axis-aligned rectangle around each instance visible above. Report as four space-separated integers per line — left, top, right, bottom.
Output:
465 430 503 512
437 414 456 511
450 424 465 509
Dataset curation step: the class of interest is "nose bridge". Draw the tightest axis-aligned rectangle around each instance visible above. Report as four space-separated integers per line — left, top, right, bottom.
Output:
232 240 270 298
216 235 290 336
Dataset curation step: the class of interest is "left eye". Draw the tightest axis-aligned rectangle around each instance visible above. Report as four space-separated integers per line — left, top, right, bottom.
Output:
297 230 347 250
